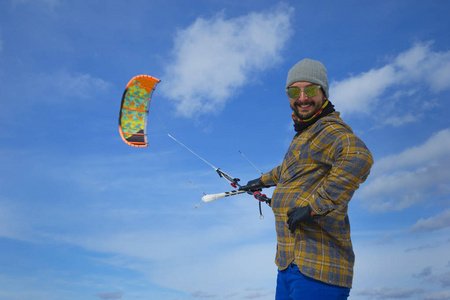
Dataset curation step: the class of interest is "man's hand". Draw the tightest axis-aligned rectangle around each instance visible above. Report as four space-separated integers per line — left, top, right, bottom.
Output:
239 178 265 192
287 205 316 233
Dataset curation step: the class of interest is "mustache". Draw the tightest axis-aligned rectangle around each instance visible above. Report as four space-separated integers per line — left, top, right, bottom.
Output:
293 101 314 106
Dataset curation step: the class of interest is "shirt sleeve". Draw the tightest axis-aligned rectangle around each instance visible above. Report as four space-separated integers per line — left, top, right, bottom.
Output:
309 133 374 215
261 165 282 187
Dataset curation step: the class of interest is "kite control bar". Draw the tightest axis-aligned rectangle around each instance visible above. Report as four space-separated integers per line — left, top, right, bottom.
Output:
202 190 246 202
202 189 271 204
215 169 271 204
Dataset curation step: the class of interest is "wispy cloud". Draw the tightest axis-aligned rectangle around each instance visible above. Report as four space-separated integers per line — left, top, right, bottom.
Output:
1 69 112 115
51 216 276 297
413 266 433 279
411 209 450 233
161 4 293 118
358 128 450 211
14 149 277 297
437 271 450 287
354 287 424 299
371 129 450 176
244 290 275 299
331 41 450 125
332 65 396 115
422 290 450 300
95 291 123 299
37 70 111 101
191 290 217 298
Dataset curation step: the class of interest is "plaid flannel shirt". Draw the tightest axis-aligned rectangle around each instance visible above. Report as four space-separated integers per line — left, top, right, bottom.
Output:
261 112 373 288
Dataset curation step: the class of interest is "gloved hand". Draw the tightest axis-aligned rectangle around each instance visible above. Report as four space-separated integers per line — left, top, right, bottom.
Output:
287 205 316 234
239 178 266 192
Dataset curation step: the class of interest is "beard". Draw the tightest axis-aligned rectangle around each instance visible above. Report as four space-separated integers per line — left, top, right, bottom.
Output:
290 99 325 120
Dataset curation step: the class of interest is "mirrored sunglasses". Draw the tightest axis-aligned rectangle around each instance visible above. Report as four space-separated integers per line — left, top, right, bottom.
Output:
286 85 321 99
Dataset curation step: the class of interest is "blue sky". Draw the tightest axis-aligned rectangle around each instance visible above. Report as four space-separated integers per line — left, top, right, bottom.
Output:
1 0 450 299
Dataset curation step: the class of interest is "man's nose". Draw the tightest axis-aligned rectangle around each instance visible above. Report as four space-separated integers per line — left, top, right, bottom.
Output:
297 90 308 101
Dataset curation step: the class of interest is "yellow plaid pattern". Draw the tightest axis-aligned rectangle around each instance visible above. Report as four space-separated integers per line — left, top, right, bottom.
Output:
261 112 373 288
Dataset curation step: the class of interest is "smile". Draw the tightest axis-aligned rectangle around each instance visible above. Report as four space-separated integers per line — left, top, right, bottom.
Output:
296 103 313 109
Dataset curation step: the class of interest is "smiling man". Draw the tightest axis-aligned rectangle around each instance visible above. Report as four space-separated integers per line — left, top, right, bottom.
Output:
241 59 374 299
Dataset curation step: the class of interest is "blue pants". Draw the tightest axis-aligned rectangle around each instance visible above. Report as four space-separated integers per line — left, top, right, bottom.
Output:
276 264 350 300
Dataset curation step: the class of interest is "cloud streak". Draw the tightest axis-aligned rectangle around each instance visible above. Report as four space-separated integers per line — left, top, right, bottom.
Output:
95 291 123 299
161 4 293 118
411 209 450 233
354 287 424 299
38 70 111 100
331 41 450 125
358 128 450 212
422 290 450 300
355 287 424 299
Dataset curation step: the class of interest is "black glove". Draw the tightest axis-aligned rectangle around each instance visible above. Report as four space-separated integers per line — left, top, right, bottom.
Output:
240 178 265 192
287 205 316 234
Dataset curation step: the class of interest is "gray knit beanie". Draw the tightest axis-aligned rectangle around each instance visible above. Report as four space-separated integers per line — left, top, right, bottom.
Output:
286 58 329 98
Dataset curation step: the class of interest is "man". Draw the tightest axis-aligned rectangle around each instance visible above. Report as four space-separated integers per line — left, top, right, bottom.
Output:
241 59 373 299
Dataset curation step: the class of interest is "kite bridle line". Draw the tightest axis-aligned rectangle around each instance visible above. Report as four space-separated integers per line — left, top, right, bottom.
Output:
238 150 268 218
167 133 271 210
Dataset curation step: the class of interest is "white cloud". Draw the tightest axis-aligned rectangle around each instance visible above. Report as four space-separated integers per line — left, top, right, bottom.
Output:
395 41 450 92
331 65 396 115
411 209 450 233
330 41 450 119
95 291 123 299
381 113 416 127
354 287 424 299
4 69 111 108
58 232 277 299
372 129 450 175
352 233 450 299
161 4 294 118
437 271 450 287
358 128 450 212
413 266 433 279
42 193 277 299
147 242 277 297
40 70 111 100
422 290 450 300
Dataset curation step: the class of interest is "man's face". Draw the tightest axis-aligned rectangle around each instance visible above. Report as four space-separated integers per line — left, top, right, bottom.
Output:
288 81 326 120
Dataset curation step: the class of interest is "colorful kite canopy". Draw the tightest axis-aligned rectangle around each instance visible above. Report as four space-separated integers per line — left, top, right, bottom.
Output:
119 75 160 147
